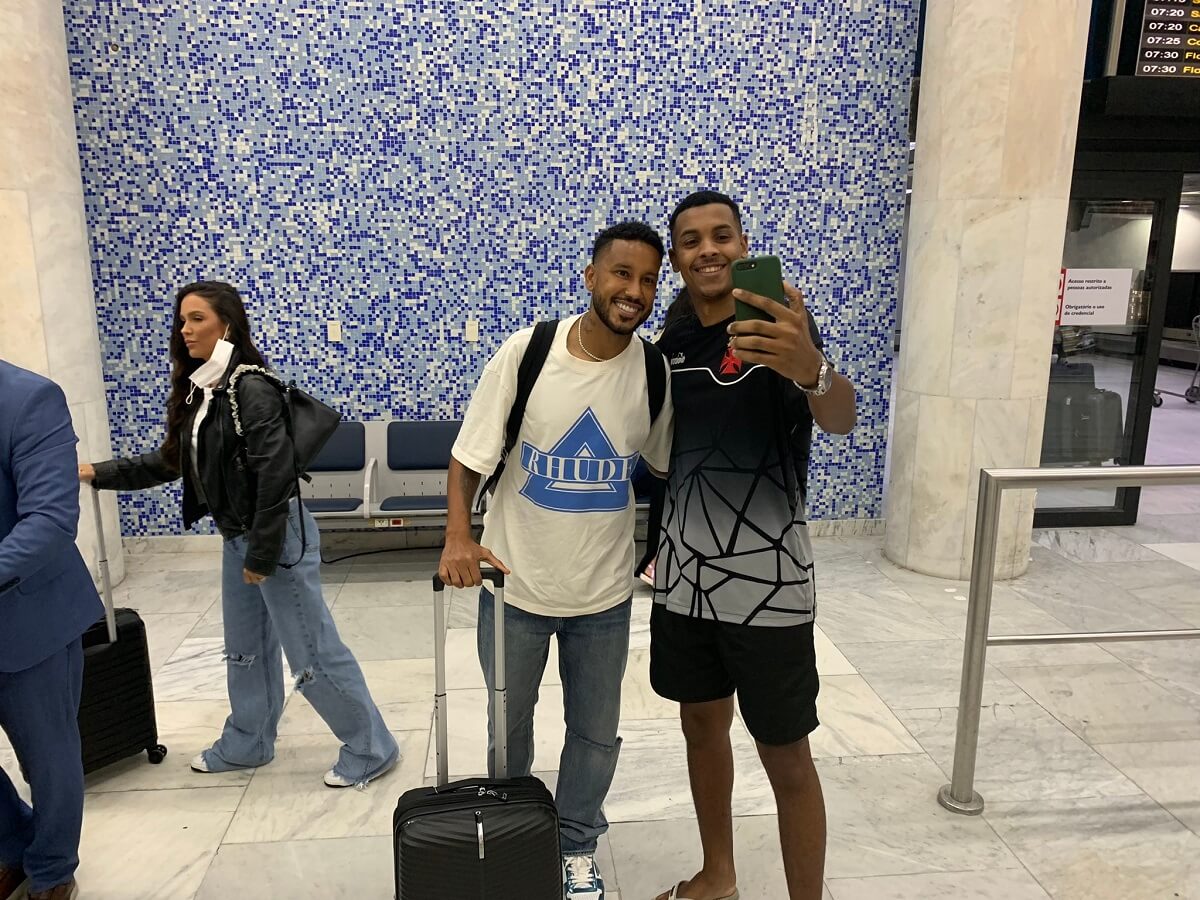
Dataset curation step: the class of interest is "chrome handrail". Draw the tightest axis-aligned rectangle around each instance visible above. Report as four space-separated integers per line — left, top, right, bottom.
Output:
937 464 1200 816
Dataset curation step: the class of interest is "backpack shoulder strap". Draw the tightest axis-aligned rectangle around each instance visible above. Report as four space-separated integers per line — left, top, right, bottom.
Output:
477 320 558 506
640 337 666 425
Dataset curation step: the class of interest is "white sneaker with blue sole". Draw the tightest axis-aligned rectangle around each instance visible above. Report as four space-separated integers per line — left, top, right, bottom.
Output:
563 853 605 899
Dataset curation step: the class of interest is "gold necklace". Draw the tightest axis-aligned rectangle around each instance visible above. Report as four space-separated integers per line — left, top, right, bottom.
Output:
576 319 610 362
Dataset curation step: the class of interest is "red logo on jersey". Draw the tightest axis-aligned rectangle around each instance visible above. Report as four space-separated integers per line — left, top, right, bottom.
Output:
719 346 743 376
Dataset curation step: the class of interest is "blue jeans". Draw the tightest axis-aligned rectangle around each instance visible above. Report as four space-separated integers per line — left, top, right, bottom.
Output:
477 591 631 854
0 638 84 892
210 499 397 783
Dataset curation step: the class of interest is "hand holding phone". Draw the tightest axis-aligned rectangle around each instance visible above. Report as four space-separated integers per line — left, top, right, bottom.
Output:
733 255 787 322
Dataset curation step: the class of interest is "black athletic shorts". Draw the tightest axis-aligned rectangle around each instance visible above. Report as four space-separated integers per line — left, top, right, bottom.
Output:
649 603 820 746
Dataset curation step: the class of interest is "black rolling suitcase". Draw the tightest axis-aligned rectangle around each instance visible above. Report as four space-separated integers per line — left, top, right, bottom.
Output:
78 487 166 774
393 570 561 900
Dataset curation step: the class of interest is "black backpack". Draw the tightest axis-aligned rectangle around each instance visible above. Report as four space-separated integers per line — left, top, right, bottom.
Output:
477 319 668 509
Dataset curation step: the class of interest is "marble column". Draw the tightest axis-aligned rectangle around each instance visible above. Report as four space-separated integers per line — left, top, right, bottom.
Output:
885 0 1091 580
0 0 125 585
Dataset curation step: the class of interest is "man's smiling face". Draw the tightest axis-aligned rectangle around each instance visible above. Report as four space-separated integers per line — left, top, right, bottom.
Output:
669 203 749 305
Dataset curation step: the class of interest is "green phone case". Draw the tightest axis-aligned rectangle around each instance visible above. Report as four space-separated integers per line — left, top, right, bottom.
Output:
732 255 786 321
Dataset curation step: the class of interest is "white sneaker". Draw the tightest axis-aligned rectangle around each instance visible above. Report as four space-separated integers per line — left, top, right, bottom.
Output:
323 768 355 788
563 853 604 900
189 752 211 773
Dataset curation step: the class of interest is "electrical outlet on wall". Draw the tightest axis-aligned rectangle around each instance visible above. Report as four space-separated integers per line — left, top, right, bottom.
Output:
327 320 342 342
464 318 480 342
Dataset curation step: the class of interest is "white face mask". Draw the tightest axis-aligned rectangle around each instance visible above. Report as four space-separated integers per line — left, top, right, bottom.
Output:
187 328 234 399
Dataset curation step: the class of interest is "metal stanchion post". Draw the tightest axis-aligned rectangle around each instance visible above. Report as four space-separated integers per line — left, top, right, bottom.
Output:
937 470 1003 816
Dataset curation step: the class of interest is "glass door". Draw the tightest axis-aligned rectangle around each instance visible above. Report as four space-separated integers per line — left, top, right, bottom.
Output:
1035 171 1182 527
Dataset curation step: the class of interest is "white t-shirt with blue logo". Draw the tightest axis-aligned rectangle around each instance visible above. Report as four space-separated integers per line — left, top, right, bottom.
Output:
453 314 674 617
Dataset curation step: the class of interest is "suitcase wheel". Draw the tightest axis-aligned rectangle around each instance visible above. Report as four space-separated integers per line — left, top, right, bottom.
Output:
1186 386 1199 404
146 744 168 765
1153 393 1164 408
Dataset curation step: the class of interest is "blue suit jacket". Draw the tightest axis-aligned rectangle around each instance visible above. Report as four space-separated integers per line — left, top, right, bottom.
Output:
0 360 103 673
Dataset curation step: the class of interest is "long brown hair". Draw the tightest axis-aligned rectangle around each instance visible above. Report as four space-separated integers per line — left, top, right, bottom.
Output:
161 281 268 467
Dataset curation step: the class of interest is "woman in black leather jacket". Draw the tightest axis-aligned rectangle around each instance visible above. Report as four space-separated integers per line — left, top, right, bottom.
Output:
81 282 397 787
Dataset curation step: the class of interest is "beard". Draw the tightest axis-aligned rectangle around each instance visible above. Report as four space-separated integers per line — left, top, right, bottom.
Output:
592 292 649 336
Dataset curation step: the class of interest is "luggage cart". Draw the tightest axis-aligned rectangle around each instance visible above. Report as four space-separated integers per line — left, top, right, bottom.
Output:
1153 315 1200 408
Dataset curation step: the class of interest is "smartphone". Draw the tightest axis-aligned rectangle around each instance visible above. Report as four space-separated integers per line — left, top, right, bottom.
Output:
732 255 786 322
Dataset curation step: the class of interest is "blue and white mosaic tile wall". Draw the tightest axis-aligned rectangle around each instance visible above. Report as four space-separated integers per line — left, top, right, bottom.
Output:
64 1 918 536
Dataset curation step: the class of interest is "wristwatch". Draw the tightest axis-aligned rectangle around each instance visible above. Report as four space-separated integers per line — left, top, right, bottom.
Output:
795 354 833 397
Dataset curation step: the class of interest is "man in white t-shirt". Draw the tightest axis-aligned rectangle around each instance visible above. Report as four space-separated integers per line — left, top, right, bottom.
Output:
439 221 674 900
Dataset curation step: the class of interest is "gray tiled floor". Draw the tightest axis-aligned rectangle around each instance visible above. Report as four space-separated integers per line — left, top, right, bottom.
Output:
4 524 1198 899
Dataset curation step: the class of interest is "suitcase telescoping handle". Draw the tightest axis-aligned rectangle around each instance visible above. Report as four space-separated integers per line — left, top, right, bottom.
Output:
432 567 507 788
89 485 118 644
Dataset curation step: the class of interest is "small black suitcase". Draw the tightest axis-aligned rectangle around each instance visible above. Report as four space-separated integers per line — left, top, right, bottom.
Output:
78 487 166 774
1077 388 1125 465
393 570 561 900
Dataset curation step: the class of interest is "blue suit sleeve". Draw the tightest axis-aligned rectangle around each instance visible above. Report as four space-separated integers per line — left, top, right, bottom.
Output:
0 381 82 593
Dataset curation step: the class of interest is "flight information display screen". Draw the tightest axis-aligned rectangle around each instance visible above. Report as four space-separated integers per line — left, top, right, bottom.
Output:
1136 0 1200 77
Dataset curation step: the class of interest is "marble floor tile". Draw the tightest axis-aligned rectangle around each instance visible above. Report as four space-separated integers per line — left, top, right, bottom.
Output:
808 675 922 759
1000 661 1200 744
139 611 203 674
1080 557 1199 592
983 638 1116 669
607 816 791 899
277 658 436 735
1111 513 1200 545
195 835 394 899
154 637 232 702
984 796 1200 900
1032 528 1168 564
75 786 244 900
819 754 1020 878
85 700 252 794
114 566 222 615
423 686 568 779
447 589 480 627
1089 638 1200 705
334 576 444 607
621 648 678 720
607 718 777 822
222 730 427 843
1130 580 1200 626
827 869 1049 899
629 596 653 652
123 549 222 573
812 535 873 561
838 640 1032 710
814 624 857 675
817 587 958 644
123 537 221 555
0 746 30 803
1093 739 1200 835
441 624 562 690
1144 541 1200 571
817 554 902 596
898 704 1142 803
332 604 436 659
1008 565 1189 634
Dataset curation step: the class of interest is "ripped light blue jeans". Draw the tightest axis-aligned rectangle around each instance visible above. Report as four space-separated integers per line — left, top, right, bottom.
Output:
207 499 397 783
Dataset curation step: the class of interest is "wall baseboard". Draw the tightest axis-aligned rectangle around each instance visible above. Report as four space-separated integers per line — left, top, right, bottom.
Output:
124 519 887 558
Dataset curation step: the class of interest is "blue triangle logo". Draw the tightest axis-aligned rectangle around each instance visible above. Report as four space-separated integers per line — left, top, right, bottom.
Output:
518 409 638 512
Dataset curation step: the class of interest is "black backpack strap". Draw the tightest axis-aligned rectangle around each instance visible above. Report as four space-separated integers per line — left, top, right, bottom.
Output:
634 339 668 578
477 320 559 510
640 337 666 425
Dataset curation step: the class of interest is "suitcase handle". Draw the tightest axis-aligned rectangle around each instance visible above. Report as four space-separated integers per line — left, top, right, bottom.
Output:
432 566 507 788
89 486 118 644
